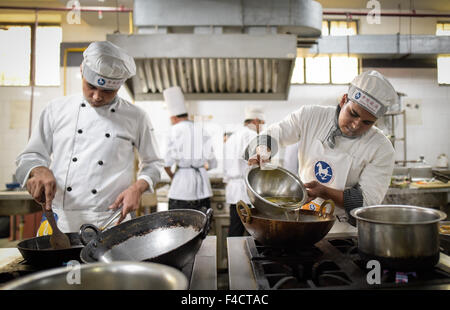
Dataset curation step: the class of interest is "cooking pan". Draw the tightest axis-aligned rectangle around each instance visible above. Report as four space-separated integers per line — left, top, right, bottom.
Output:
79 208 213 269
236 200 335 248
1 262 188 290
350 205 447 270
17 233 85 267
15 207 122 267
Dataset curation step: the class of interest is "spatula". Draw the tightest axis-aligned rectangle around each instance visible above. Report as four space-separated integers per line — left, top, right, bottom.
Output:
44 210 71 250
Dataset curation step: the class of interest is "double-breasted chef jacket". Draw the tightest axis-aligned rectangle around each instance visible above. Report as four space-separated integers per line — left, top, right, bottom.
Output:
16 94 164 232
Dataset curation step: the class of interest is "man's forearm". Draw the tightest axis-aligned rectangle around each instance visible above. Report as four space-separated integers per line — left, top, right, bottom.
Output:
322 187 344 208
164 167 174 179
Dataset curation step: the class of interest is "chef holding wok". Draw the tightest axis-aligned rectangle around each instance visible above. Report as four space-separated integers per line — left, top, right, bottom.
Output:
15 41 164 234
248 70 397 233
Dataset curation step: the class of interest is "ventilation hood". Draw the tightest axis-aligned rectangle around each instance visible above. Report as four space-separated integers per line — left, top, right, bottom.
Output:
107 0 322 101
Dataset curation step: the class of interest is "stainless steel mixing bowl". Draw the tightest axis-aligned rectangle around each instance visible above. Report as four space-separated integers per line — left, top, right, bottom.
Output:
244 165 308 217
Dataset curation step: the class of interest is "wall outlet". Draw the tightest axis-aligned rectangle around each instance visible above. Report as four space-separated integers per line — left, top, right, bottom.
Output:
403 98 422 126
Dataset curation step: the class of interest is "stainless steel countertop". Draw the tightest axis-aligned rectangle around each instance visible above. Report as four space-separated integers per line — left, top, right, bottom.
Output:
190 235 217 290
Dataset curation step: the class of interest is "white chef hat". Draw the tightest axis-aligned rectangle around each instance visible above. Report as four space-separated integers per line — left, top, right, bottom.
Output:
244 105 265 121
347 70 398 118
81 41 136 90
163 86 188 117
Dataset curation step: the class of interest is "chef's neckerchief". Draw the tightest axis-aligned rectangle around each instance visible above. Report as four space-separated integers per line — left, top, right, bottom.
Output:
326 104 357 149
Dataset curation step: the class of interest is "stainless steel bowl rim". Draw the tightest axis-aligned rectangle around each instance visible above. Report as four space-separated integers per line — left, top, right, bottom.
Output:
245 165 308 210
350 204 447 225
1 261 188 290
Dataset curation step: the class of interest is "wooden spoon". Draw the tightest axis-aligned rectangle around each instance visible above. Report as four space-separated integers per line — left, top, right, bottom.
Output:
44 210 71 250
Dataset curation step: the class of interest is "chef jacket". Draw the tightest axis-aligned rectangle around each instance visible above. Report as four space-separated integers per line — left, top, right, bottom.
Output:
165 120 217 200
265 105 394 217
15 94 163 232
223 126 258 204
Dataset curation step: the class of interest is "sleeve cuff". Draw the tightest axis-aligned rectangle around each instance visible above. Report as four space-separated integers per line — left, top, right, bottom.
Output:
343 183 364 227
19 164 48 188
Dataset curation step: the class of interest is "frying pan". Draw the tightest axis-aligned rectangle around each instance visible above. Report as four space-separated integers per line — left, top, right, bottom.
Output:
79 208 213 269
15 207 122 267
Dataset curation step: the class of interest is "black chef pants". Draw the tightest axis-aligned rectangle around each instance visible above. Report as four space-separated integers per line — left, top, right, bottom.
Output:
168 197 211 213
228 203 250 237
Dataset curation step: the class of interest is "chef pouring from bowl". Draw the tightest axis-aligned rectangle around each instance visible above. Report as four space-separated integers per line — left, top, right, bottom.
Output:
248 70 398 233
15 41 164 234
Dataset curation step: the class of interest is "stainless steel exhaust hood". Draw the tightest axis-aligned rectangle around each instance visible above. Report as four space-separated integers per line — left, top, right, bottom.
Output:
108 0 323 101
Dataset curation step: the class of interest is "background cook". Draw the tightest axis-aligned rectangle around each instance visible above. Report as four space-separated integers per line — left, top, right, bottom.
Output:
163 86 217 212
224 105 265 237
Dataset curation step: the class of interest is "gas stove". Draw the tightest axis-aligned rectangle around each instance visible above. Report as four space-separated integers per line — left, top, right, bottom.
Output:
0 236 217 290
227 233 450 290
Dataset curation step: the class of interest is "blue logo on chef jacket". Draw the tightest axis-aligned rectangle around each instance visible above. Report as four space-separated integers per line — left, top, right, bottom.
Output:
355 92 361 99
314 161 333 183
97 78 106 86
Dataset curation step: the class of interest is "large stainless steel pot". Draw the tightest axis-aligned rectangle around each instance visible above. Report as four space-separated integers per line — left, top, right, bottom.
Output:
350 205 447 270
236 200 335 248
245 165 308 217
1 262 188 290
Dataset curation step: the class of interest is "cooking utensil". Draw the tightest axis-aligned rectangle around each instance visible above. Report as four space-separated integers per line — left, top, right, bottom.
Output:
44 210 71 250
350 205 447 270
244 165 308 217
79 208 213 269
236 200 335 248
1 262 188 290
16 207 122 267
17 232 84 267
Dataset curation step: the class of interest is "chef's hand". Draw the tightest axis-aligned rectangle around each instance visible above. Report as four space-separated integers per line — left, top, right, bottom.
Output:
108 179 149 225
304 180 326 202
247 145 271 166
26 166 56 211
304 181 344 207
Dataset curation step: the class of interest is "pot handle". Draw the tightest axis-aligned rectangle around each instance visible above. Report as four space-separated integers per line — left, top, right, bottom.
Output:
78 206 123 246
318 200 335 217
79 223 101 246
200 208 214 239
236 200 252 224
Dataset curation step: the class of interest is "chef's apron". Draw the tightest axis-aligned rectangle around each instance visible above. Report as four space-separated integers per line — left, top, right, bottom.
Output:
299 138 356 233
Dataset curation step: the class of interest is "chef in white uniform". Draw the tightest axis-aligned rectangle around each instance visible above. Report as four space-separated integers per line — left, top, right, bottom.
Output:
249 70 397 233
163 86 217 212
15 41 163 233
224 105 265 236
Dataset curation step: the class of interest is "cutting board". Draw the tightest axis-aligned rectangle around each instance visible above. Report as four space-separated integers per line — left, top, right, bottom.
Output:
410 181 450 189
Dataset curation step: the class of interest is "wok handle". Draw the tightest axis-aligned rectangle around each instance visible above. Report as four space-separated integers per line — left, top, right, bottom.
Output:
318 200 335 217
236 200 252 224
99 206 123 231
200 208 214 239
79 223 101 246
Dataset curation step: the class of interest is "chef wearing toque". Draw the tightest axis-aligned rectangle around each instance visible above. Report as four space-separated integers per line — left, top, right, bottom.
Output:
163 86 217 212
16 41 164 233
224 105 265 237
248 70 397 233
